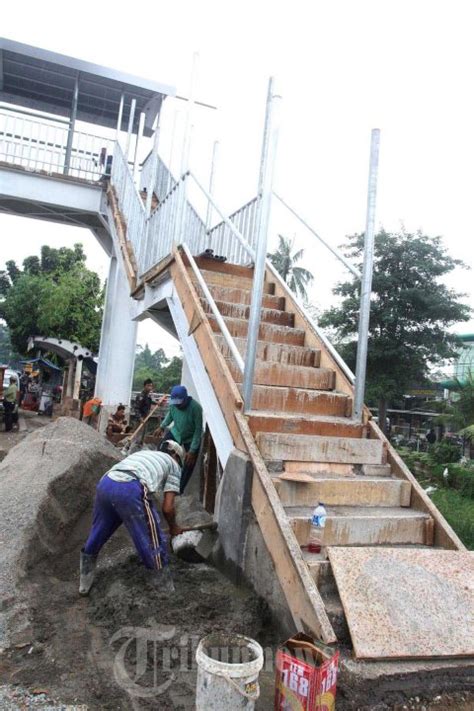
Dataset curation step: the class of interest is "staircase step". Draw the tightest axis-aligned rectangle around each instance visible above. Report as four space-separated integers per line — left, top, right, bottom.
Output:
209 316 305 346
248 385 352 417
215 335 320 367
197 269 275 294
283 462 393 478
201 298 294 327
256 432 384 464
287 506 432 546
228 360 335 390
248 412 364 438
275 477 412 507
194 256 255 279
301 554 336 592
205 284 285 311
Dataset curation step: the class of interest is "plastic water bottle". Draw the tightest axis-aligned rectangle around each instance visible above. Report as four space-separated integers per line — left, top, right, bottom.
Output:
308 503 327 553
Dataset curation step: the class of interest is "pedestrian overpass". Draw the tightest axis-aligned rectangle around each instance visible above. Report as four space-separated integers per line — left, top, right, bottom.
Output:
0 37 472 693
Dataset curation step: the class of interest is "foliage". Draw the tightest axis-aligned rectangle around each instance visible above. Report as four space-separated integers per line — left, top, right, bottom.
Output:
268 235 314 301
398 448 474 499
319 230 471 431
430 439 462 464
0 244 103 353
133 344 182 392
451 372 474 431
430 488 474 549
0 323 21 365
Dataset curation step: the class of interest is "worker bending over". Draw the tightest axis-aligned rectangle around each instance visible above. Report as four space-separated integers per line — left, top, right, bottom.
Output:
155 385 203 493
79 441 184 596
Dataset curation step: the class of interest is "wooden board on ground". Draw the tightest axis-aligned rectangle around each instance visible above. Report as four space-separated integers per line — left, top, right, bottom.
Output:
328 547 474 660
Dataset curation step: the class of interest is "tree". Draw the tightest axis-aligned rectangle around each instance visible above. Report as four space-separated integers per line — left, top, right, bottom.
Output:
319 230 471 433
132 345 182 392
268 235 314 301
0 323 20 364
0 244 104 354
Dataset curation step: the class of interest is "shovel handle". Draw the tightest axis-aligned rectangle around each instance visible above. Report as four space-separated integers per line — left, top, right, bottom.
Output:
181 522 218 533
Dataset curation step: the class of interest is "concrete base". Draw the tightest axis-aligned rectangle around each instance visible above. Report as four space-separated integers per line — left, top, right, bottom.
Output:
213 449 294 638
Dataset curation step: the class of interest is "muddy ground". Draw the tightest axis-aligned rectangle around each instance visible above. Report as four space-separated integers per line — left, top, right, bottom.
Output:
0 414 473 710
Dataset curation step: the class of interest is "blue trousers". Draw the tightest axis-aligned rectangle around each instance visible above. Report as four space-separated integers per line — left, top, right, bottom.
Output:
83 476 169 569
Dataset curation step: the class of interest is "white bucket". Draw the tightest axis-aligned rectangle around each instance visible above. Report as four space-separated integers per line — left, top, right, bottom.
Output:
195 633 264 710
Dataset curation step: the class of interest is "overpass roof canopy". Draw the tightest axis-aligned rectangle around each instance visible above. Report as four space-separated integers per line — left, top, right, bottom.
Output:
0 37 176 136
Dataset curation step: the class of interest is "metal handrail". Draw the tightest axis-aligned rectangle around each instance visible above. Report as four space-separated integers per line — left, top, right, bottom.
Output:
181 243 245 373
188 171 256 261
273 191 361 280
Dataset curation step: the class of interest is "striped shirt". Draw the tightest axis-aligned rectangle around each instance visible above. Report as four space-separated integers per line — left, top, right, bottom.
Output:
107 451 181 494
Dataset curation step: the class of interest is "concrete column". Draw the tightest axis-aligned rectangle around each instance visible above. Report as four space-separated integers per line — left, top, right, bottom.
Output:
72 358 83 401
95 256 138 416
66 359 75 398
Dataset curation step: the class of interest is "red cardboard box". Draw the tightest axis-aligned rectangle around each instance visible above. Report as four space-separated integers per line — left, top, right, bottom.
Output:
274 633 339 711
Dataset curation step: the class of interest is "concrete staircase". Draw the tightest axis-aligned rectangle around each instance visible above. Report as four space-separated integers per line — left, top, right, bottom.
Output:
187 255 454 643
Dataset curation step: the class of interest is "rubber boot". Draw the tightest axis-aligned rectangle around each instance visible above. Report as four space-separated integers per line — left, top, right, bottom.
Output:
79 550 97 596
149 565 175 595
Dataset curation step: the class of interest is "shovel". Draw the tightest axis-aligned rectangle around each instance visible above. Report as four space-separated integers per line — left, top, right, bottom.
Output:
171 521 218 563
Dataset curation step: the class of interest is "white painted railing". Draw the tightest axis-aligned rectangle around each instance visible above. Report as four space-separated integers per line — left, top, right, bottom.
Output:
0 108 114 181
207 196 259 265
110 143 147 259
140 150 177 203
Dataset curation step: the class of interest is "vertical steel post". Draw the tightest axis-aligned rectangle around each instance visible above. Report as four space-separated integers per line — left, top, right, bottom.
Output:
64 74 79 175
257 79 273 195
133 111 145 181
167 108 178 194
176 53 198 247
206 140 219 230
116 92 125 141
243 78 281 411
145 116 161 216
124 98 136 162
353 128 381 421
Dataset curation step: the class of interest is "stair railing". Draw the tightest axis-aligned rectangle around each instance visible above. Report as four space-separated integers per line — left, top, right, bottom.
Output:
181 243 245 373
110 143 147 260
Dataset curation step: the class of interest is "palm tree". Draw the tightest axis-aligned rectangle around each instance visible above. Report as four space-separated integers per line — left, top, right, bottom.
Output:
268 235 314 301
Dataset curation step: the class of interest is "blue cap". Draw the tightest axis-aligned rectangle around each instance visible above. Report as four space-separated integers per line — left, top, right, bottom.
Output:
169 384 188 405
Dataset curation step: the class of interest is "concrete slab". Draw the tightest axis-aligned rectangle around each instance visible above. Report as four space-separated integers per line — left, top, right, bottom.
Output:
275 477 411 507
256 432 384 464
328 547 474 659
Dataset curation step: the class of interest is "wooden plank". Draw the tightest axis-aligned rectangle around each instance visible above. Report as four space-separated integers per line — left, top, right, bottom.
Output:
193 255 255 279
170 251 246 451
106 184 137 291
235 411 337 643
248 413 363 438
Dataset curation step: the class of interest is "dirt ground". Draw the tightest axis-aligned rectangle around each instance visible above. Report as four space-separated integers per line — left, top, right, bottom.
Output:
0 413 473 710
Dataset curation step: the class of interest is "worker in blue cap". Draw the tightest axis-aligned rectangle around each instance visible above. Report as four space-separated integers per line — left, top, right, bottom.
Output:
154 385 203 493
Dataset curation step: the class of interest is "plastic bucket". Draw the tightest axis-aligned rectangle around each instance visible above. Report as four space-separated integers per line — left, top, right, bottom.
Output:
195 633 264 710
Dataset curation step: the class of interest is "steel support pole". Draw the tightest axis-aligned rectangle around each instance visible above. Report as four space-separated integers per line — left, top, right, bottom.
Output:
133 111 145 181
64 74 79 175
243 78 281 412
353 128 381 421
116 92 125 141
124 98 136 162
206 140 219 229
145 116 161 216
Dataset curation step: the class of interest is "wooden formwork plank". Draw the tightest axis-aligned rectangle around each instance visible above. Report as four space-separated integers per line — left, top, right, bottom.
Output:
106 184 137 291
235 411 337 644
170 251 246 452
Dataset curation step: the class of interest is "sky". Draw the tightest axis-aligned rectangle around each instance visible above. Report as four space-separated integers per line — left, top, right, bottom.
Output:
1 0 474 360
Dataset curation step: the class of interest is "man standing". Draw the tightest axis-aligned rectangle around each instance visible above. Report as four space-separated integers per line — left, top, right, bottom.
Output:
135 378 154 421
79 441 185 596
3 376 18 432
155 385 203 493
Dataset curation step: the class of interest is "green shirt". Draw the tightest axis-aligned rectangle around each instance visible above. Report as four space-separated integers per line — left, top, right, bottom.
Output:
4 384 18 403
161 398 203 452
